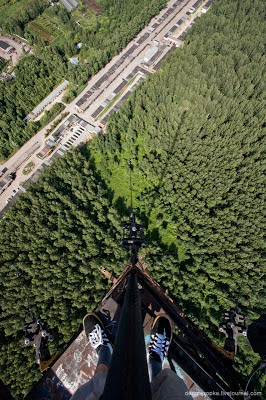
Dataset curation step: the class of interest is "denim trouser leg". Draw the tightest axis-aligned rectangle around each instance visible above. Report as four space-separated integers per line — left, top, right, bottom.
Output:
148 354 162 381
97 345 112 368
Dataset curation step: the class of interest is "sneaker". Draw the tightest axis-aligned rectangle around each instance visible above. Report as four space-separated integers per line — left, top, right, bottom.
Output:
83 313 113 353
149 314 173 363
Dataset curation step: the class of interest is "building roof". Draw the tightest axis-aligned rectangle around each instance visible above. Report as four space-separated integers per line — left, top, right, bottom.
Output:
165 36 184 46
68 57 79 66
144 46 158 62
0 40 14 53
202 0 214 12
0 40 10 51
68 0 79 7
60 0 74 11
72 114 101 133
24 80 69 122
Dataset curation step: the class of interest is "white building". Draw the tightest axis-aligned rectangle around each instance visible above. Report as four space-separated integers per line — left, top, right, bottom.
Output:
144 46 158 63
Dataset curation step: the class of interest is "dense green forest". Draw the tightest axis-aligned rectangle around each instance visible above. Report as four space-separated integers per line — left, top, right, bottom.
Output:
0 57 8 73
91 0 265 383
0 150 127 396
0 52 67 160
0 0 265 398
0 0 166 160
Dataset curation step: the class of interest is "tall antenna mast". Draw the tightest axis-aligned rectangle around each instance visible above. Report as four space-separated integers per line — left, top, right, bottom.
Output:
103 161 151 400
129 159 133 212
121 160 145 267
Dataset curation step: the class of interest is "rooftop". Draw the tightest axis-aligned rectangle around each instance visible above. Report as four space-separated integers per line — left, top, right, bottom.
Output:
0 40 11 51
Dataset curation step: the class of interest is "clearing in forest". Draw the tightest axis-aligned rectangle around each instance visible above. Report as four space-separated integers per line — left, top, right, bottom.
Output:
83 0 104 15
28 21 55 42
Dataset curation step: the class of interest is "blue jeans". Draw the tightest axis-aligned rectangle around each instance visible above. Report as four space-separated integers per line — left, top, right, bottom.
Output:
70 367 193 400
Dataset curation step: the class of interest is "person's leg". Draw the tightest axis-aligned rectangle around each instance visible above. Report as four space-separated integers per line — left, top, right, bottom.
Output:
96 343 112 370
147 315 193 400
148 356 162 380
70 370 107 400
150 369 193 400
70 313 113 400
148 314 173 381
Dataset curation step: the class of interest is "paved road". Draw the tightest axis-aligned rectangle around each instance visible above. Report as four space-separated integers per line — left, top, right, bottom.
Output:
0 0 207 210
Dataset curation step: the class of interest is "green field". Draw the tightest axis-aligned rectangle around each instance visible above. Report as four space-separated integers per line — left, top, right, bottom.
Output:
28 21 55 42
0 0 48 36
83 0 104 15
26 4 98 52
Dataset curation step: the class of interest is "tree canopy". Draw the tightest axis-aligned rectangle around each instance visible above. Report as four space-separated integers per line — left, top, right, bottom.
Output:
0 0 265 397
92 0 265 385
0 149 126 397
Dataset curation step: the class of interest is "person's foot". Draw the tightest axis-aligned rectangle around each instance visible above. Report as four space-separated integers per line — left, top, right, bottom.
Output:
83 313 113 353
148 314 173 363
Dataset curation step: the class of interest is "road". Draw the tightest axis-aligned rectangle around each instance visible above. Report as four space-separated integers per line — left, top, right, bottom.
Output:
74 0 197 121
0 0 209 210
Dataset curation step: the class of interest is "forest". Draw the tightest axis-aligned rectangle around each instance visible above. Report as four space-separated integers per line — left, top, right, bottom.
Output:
0 0 166 161
0 51 67 160
0 57 7 73
0 0 265 398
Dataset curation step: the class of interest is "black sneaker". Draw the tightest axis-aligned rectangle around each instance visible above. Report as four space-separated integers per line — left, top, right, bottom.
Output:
83 313 113 354
149 314 173 363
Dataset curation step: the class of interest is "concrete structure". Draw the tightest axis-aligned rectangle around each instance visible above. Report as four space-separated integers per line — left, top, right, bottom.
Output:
74 0 198 113
0 40 15 53
21 114 100 191
202 0 214 13
192 0 203 8
70 114 101 134
164 36 184 46
51 119 71 142
143 46 158 63
37 139 56 159
24 80 69 122
0 174 14 195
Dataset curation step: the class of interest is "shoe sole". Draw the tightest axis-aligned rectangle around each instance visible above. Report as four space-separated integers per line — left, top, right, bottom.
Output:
83 313 113 346
151 313 173 344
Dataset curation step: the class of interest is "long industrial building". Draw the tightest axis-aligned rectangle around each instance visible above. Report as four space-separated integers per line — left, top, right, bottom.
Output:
23 80 69 123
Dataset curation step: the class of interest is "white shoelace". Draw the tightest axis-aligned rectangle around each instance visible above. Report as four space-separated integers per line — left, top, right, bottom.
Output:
89 324 104 349
150 332 170 363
